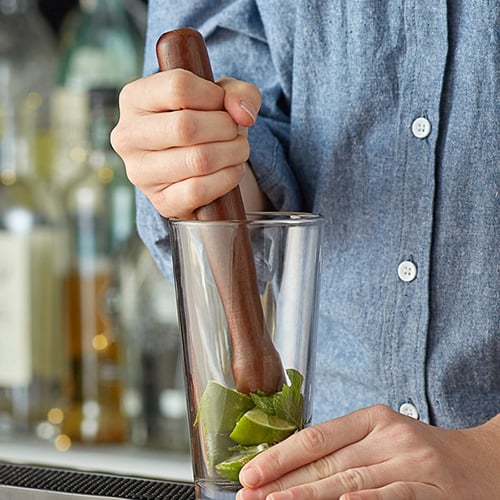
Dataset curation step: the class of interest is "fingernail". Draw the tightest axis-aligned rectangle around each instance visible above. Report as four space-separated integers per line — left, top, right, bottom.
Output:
240 99 257 122
240 466 261 487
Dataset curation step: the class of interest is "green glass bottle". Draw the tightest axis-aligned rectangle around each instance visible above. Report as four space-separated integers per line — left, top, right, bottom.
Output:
50 0 144 190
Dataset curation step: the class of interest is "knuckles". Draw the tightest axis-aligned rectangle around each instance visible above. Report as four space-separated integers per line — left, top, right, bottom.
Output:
336 467 368 493
149 189 196 220
184 144 212 177
167 69 201 108
121 153 147 188
171 109 201 144
109 122 130 157
169 109 238 145
300 425 330 454
167 69 225 110
117 79 137 109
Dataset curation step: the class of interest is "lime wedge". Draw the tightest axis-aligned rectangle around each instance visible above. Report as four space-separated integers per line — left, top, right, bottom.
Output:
215 444 269 482
196 381 255 466
196 380 254 434
229 407 296 446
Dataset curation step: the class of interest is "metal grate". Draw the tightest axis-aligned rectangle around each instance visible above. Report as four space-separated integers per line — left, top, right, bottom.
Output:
0 462 195 499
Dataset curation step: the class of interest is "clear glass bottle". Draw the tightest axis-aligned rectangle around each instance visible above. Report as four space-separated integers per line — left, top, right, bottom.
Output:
0 60 64 439
0 0 58 181
113 233 190 452
50 0 144 190
60 87 135 444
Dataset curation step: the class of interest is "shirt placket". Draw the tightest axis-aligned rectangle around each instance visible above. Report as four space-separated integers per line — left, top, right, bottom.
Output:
382 0 449 423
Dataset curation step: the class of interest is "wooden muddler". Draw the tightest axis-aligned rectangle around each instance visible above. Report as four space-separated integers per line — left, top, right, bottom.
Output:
156 28 285 394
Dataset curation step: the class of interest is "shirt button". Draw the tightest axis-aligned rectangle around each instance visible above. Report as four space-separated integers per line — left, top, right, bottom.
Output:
411 116 432 139
397 260 417 283
399 402 420 420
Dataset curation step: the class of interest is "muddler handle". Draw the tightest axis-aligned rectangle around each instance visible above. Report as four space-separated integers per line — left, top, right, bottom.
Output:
156 28 285 394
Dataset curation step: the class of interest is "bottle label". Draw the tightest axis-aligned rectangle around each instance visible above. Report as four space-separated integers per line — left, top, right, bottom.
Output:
0 229 60 385
0 231 31 385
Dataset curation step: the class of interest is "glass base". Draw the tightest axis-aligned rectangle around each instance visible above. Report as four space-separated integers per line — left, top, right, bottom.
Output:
195 480 240 500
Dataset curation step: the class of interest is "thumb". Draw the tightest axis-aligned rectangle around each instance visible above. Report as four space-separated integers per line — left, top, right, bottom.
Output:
217 77 262 127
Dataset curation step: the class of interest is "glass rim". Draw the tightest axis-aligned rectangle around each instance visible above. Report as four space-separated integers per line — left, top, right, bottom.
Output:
167 211 323 228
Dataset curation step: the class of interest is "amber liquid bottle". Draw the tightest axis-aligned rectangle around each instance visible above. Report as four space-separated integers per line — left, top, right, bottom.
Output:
60 87 135 444
62 273 125 443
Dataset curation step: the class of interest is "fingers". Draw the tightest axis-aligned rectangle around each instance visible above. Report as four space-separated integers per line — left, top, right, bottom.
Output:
340 482 443 500
128 134 249 220
237 405 451 500
148 163 245 220
127 134 250 188
237 454 445 500
110 69 262 219
236 444 394 499
237 459 439 500
236 406 497 500
111 71 259 155
116 71 261 125
113 109 240 158
239 405 382 489
238 441 387 499
118 69 225 115
237 464 381 500
218 77 262 127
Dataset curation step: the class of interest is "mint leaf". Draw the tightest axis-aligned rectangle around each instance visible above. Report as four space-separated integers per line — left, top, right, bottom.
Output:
275 369 304 427
250 390 277 415
250 369 304 428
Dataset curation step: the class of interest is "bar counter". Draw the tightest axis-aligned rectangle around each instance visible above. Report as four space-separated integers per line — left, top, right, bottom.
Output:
0 438 194 499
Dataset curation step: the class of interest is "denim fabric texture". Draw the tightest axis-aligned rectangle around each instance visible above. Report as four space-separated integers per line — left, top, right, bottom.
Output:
137 0 500 429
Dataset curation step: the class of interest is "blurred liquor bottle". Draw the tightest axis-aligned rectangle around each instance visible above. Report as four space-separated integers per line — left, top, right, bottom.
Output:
0 0 58 181
0 57 65 438
60 87 135 444
50 0 144 190
113 234 190 452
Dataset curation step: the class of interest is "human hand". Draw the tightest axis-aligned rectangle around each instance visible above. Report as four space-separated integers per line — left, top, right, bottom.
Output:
236 404 500 499
111 69 263 219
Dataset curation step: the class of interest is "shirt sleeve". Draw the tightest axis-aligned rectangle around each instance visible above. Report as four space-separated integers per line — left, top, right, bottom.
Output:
136 0 302 279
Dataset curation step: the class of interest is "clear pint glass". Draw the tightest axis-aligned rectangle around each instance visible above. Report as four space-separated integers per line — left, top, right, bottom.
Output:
168 212 323 499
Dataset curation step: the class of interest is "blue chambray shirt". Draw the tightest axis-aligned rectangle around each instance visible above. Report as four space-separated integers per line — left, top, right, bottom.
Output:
137 0 499 429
